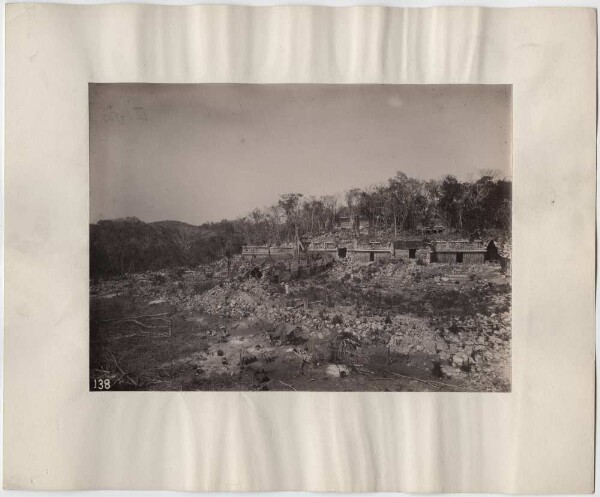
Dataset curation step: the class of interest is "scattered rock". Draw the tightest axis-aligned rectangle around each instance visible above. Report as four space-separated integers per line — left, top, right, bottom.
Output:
440 364 457 378
435 340 449 352
326 364 351 378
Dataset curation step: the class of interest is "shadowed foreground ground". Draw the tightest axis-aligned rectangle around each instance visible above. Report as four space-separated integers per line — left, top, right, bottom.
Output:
90 257 511 392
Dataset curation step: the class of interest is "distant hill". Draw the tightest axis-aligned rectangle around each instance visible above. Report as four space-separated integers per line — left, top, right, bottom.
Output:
151 220 197 229
90 217 243 279
151 220 214 253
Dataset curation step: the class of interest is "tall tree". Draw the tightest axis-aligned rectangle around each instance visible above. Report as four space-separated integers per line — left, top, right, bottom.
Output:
278 193 304 248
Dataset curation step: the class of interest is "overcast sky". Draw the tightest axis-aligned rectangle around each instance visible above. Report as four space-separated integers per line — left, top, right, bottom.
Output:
90 84 511 225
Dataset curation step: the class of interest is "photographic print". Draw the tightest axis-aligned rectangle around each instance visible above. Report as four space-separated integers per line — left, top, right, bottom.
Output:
90 84 512 392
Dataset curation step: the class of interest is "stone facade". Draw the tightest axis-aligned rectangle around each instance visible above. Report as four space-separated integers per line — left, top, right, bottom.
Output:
347 249 392 262
357 217 370 230
241 245 270 257
394 239 427 260
242 244 296 257
430 240 486 264
270 244 297 256
307 241 339 258
347 241 394 262
416 248 432 264
337 215 370 232
338 217 353 230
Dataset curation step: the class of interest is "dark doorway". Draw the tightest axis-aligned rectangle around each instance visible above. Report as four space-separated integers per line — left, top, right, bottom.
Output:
369 252 375 262
408 249 416 259
456 252 464 263
338 247 347 258
485 241 499 261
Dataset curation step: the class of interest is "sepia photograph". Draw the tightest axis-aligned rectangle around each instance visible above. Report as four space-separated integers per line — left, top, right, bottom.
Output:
90 84 512 392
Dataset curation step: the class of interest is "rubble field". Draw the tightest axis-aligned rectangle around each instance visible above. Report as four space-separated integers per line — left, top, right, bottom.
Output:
90 256 511 392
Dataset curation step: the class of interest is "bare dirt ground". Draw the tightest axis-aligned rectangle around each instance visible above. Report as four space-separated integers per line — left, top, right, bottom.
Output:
90 257 511 392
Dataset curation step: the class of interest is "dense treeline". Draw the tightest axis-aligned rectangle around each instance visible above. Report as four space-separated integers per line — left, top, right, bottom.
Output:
90 219 244 279
242 171 511 243
91 171 511 279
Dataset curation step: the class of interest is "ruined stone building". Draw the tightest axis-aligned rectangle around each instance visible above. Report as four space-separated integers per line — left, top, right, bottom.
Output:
244 237 505 267
241 245 270 257
338 216 353 230
393 239 427 260
357 216 371 231
308 240 348 259
416 216 453 236
337 215 371 232
270 244 297 256
429 240 486 264
347 241 393 262
241 243 296 258
417 225 452 236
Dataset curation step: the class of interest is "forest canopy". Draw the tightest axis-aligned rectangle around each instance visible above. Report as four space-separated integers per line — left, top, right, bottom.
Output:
90 171 511 278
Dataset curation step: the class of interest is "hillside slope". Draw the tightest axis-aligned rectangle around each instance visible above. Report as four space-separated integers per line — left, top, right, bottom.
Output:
90 217 243 279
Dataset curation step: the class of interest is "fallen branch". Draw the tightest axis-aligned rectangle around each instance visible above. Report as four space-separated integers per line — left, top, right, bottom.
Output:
370 376 440 390
108 319 169 330
278 380 296 391
383 370 460 390
354 367 375 375
251 379 273 391
344 337 361 348
100 312 170 323
110 333 153 340
107 350 138 387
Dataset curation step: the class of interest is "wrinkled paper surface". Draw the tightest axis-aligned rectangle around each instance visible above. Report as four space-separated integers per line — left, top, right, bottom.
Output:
4 4 596 492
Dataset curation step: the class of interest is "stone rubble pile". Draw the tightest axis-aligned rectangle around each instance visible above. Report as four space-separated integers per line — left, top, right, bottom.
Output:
92 252 511 391
188 280 271 318
432 302 511 381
